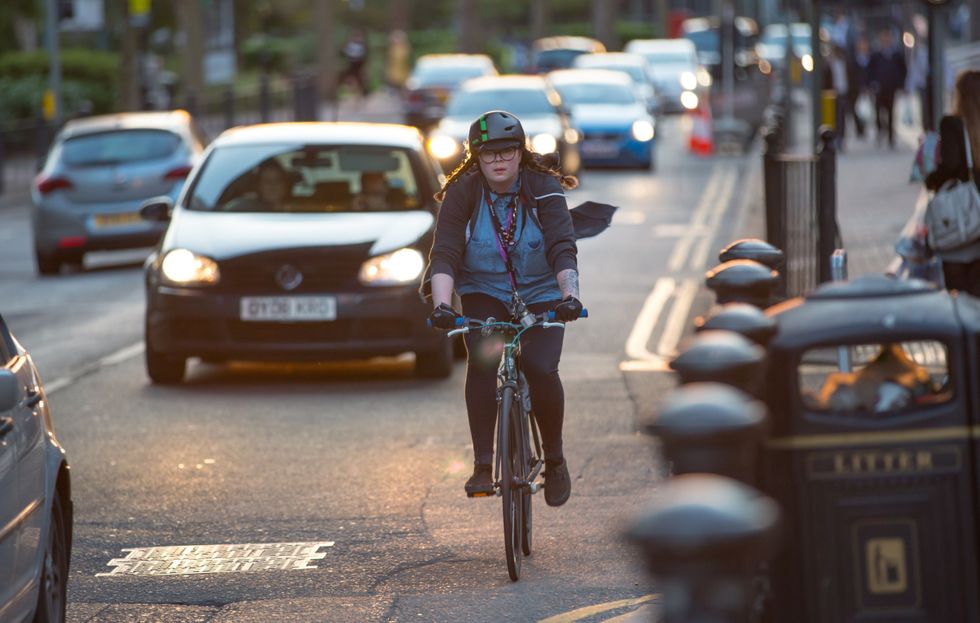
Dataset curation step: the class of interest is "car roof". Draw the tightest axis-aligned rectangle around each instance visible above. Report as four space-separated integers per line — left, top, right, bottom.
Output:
625 38 697 54
573 52 647 67
460 75 549 92
532 36 605 52
547 68 634 86
212 122 425 149
682 16 759 35
416 53 495 68
60 110 194 139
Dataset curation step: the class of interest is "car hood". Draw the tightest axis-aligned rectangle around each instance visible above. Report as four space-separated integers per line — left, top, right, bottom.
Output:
435 114 563 141
165 209 435 259
571 104 649 127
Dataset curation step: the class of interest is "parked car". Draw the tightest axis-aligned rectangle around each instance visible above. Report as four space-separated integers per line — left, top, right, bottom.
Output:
0 315 72 623
402 54 498 129
548 69 657 170
31 110 206 275
623 38 711 113
426 75 581 176
571 52 660 114
140 122 454 383
681 15 761 79
530 36 606 73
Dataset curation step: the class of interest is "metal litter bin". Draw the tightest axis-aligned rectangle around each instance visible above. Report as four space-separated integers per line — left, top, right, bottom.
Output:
764 275 980 621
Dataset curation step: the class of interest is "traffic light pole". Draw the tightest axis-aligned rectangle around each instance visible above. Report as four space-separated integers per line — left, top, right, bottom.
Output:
46 0 63 126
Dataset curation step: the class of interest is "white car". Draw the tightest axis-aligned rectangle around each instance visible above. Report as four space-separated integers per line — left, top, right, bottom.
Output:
0 315 72 623
571 52 660 114
624 38 711 113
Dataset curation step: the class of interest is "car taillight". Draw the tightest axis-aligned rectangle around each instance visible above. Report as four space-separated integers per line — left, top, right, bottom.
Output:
163 165 193 181
35 175 73 195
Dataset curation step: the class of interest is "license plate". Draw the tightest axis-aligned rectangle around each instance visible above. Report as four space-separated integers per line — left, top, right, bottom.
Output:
240 296 337 322
93 212 143 228
581 140 620 158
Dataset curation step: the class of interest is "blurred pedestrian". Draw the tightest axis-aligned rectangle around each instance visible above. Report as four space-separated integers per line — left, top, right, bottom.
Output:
924 70 980 295
339 29 369 98
848 34 871 138
824 45 850 149
906 41 930 132
868 29 907 148
385 30 411 91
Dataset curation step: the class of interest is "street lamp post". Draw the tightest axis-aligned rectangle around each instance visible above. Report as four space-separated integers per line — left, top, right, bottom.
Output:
45 0 63 126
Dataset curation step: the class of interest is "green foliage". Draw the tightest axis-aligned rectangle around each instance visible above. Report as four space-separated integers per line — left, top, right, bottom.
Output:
0 49 119 122
0 49 119 84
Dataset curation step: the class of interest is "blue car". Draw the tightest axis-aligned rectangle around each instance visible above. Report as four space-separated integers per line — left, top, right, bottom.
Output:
548 69 657 170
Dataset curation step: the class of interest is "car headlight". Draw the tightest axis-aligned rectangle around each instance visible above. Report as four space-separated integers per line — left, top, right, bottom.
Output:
631 120 655 142
160 248 220 286
427 135 459 160
530 133 558 154
680 91 700 110
358 248 425 286
697 68 712 87
680 71 698 91
801 54 814 72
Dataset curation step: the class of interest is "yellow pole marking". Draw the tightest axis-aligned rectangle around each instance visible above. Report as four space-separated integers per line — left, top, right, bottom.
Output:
766 426 973 450
538 594 659 623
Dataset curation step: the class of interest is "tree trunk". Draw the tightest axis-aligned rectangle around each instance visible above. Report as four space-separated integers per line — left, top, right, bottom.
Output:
592 0 620 51
315 0 338 106
119 2 141 111
176 0 205 113
457 0 479 54
389 0 410 32
530 0 549 41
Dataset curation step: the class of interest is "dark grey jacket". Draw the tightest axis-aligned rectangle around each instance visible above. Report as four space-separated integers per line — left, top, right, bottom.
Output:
429 169 578 280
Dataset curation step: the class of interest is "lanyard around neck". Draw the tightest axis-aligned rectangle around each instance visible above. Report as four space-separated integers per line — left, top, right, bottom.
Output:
483 183 520 291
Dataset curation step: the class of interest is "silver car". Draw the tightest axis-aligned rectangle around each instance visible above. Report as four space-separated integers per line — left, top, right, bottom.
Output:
31 111 206 275
0 315 72 623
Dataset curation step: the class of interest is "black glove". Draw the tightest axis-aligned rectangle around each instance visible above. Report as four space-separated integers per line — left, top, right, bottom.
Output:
552 296 583 322
429 303 459 330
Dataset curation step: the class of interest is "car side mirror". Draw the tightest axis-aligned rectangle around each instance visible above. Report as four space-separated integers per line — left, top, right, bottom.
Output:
0 370 19 413
139 196 174 222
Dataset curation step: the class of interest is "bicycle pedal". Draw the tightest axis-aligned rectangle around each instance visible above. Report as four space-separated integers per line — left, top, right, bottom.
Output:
467 491 494 498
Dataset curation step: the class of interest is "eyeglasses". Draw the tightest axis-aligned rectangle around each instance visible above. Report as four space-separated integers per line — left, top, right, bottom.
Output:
478 147 519 164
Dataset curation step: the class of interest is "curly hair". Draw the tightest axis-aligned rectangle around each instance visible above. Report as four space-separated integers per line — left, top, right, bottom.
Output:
433 148 578 201
953 70 980 168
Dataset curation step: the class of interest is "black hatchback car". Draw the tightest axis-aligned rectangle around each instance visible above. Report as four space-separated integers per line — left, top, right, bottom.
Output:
139 122 452 383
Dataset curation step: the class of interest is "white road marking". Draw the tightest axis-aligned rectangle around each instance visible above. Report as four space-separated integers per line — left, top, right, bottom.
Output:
614 209 646 225
656 279 699 358
688 168 737 270
624 277 675 364
666 166 726 272
538 594 659 623
44 340 144 396
98 541 335 577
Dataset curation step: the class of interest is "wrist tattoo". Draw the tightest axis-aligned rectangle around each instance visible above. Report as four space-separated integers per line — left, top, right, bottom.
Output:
558 269 580 299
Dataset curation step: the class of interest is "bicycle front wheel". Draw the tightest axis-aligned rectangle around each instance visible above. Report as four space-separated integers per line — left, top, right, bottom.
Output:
498 387 523 581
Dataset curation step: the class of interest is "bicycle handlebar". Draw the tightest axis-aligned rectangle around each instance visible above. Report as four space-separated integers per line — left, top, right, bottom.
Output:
426 308 588 331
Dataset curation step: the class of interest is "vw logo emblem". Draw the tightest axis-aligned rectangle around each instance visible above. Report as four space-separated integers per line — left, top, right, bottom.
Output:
275 264 303 291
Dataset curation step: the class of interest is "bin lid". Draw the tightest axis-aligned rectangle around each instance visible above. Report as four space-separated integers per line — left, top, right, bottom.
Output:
695 303 778 345
648 383 767 437
718 238 786 269
806 274 936 300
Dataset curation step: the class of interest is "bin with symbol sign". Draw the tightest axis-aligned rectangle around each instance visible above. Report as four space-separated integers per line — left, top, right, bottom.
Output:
762 275 980 621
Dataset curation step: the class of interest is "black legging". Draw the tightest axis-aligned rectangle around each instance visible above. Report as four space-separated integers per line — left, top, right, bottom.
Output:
461 293 565 465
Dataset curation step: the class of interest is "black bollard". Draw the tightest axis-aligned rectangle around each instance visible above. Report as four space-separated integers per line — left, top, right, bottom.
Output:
694 303 778 348
646 382 768 484
718 239 785 273
705 260 780 308
670 330 766 396
627 474 780 623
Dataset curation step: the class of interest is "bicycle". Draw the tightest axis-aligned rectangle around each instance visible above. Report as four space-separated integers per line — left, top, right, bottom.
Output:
442 308 587 581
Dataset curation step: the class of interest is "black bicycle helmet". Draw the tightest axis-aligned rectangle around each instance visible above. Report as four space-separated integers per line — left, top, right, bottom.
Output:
467 110 526 154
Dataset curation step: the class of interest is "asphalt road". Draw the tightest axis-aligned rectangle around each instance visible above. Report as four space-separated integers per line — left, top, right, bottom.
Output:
0 115 754 623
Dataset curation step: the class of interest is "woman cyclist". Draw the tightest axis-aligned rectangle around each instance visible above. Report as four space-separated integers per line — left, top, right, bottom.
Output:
427 110 583 507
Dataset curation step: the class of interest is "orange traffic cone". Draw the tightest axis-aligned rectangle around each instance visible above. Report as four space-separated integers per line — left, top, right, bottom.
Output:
689 100 714 156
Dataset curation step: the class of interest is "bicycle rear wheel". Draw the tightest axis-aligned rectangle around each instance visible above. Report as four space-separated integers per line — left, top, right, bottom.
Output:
521 408 536 557
498 388 523 581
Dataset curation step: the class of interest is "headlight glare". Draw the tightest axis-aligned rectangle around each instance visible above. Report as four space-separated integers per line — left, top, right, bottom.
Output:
801 54 814 72
697 68 712 87
680 91 700 110
359 248 425 286
530 133 558 154
631 120 655 142
427 135 459 160
161 248 220 285
680 71 698 91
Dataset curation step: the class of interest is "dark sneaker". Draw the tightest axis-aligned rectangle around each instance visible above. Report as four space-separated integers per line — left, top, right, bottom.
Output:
544 458 571 507
465 463 494 497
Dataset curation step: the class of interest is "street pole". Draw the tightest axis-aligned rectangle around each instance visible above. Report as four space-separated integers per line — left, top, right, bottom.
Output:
457 0 479 54
928 2 946 132
176 0 205 114
315 0 337 117
809 0 823 151
531 0 549 41
45 0 62 126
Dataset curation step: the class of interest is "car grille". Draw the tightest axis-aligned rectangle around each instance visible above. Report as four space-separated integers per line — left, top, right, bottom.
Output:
225 319 412 344
217 245 372 293
582 131 627 141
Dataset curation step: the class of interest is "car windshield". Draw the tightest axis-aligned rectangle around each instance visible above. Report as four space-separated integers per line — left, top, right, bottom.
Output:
554 83 636 106
413 65 488 86
580 63 645 83
185 144 424 213
640 51 692 64
446 88 555 117
61 129 181 167
534 49 585 70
